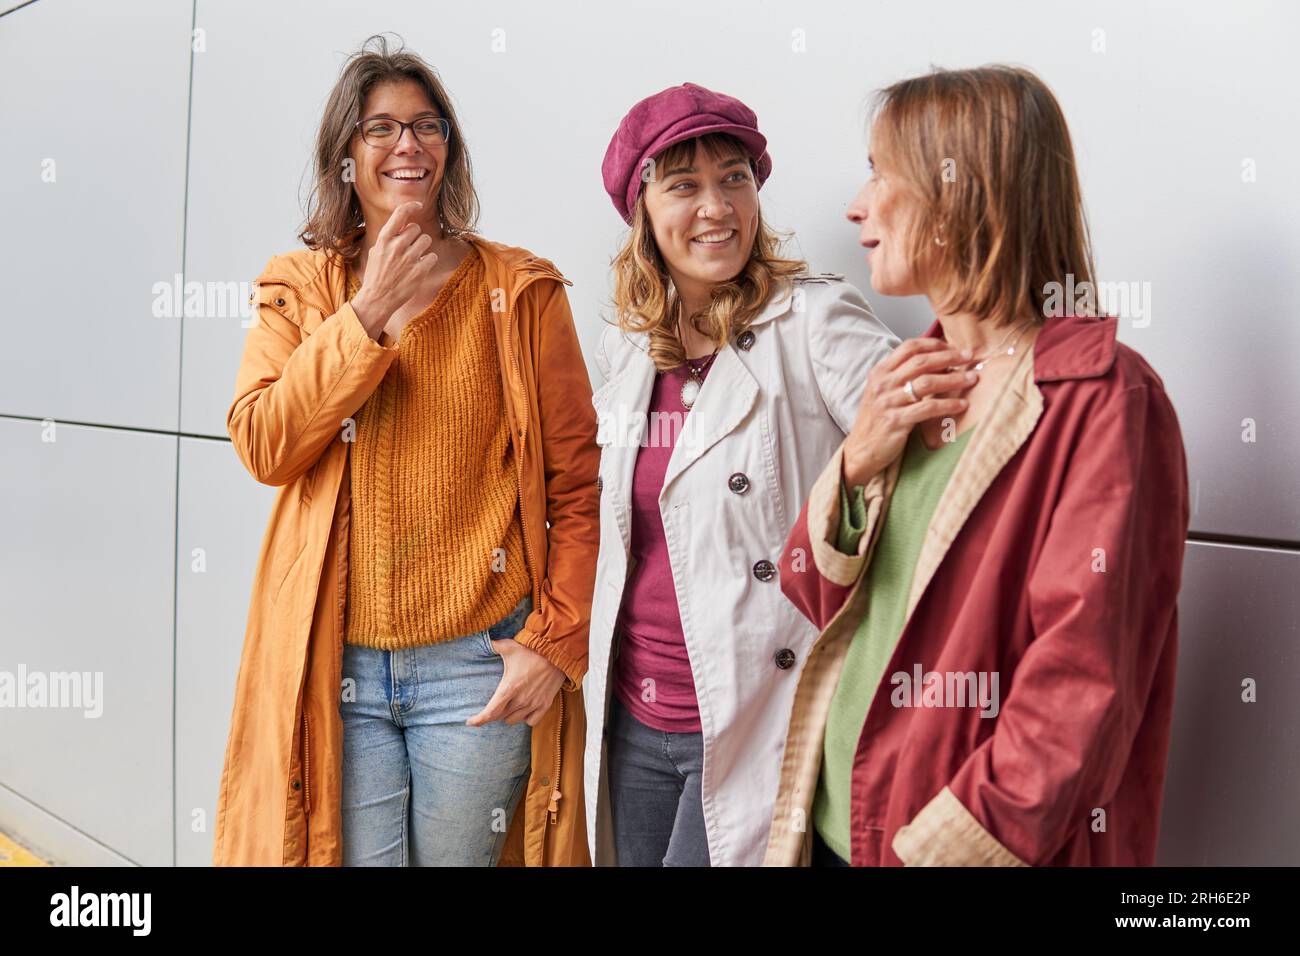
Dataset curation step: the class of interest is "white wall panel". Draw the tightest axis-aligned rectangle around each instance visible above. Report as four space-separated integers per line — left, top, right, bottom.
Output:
0 418 175 866
0 0 192 431
0 0 1296 868
173 437 276 866
179 0 1300 544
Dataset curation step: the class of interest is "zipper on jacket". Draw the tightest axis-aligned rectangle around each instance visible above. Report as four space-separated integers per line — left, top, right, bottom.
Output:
301 710 311 817
506 300 537 606
505 287 566 832
549 690 564 825
336 454 349 655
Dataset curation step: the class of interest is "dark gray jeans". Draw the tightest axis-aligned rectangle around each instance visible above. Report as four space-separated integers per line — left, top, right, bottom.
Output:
606 692 711 866
812 828 851 866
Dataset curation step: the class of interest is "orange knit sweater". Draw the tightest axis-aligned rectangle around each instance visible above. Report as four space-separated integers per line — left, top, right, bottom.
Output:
343 245 530 649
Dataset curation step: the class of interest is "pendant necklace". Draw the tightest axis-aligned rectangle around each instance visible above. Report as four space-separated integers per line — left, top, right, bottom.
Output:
679 349 719 410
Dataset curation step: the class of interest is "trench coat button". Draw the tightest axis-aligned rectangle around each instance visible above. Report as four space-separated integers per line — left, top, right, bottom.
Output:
291 779 301 790
274 296 286 307
728 472 750 494
736 330 756 351
753 559 776 582
541 776 550 788
774 648 796 670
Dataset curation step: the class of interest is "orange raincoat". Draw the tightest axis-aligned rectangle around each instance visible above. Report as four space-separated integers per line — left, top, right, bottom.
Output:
212 235 599 866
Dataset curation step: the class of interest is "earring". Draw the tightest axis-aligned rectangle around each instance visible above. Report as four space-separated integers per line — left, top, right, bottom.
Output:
934 234 946 246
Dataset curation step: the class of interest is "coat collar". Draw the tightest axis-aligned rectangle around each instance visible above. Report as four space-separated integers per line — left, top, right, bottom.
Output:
921 313 1118 383
595 280 802 501
606 277 802 360
464 234 574 305
661 344 758 493
593 340 761 507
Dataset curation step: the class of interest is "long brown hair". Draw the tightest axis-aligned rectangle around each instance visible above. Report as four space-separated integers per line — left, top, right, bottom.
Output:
870 65 1097 326
299 34 479 264
610 133 807 371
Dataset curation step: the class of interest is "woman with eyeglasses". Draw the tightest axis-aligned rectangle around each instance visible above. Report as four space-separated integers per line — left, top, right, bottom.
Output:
213 35 599 867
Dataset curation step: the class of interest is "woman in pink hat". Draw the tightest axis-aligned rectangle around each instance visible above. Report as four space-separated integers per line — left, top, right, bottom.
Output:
583 82 899 866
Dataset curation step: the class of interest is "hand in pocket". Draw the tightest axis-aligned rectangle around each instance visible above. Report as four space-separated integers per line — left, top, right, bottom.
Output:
466 637 565 727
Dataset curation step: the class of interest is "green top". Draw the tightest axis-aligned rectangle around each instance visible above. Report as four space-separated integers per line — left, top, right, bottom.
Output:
813 425 974 861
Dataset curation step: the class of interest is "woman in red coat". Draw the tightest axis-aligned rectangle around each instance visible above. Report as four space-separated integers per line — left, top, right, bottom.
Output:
766 65 1189 867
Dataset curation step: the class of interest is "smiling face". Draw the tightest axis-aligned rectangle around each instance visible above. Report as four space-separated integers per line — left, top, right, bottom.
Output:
846 125 929 298
349 79 447 231
642 136 760 307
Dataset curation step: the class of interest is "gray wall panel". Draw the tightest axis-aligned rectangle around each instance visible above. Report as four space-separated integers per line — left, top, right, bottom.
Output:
0 418 175 866
0 0 192 431
1 0 1296 868
173 437 275 867
1158 540 1300 865
178 1 1300 544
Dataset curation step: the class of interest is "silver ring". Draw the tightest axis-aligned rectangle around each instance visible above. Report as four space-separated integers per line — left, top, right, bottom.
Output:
904 379 919 403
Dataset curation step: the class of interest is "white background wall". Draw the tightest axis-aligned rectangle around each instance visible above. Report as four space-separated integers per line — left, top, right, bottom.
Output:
1 0 1296 865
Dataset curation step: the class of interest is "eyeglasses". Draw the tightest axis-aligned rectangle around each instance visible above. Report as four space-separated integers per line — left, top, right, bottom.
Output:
354 115 451 149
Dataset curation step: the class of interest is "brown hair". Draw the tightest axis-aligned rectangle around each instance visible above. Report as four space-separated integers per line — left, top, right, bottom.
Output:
870 64 1097 325
299 34 479 264
609 133 807 371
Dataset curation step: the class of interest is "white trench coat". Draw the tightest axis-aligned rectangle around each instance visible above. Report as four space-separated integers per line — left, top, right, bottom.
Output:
584 274 898 865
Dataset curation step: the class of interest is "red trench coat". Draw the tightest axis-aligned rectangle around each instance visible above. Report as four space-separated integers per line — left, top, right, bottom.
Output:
766 313 1189 866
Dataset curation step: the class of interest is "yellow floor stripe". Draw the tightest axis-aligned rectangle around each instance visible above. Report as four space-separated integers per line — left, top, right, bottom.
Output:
0 832 49 866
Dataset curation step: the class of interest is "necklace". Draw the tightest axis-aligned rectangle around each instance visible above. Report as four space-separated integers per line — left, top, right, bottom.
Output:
968 320 1032 371
679 350 719 410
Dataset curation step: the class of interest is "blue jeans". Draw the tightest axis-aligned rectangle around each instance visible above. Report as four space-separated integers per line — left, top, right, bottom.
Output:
605 692 711 866
340 595 533 866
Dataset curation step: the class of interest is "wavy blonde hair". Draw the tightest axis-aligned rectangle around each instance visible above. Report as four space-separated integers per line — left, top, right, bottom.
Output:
610 133 807 371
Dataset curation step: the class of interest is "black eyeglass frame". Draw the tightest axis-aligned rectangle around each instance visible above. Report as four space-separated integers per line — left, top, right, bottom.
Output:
353 115 452 148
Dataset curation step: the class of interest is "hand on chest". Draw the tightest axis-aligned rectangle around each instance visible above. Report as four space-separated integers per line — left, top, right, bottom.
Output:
915 364 1009 448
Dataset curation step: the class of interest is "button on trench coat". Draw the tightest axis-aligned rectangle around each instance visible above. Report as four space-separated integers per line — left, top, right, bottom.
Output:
584 275 898 866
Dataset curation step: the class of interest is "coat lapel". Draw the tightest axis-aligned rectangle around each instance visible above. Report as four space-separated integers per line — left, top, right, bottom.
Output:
657 283 796 495
660 343 759 495
594 281 794 506
904 338 1043 618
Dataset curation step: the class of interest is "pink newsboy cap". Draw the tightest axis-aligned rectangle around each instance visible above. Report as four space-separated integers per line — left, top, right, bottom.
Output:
601 81 773 224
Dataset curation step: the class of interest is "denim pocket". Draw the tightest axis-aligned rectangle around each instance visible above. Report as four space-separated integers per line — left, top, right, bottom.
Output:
479 630 502 658
480 595 533 657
